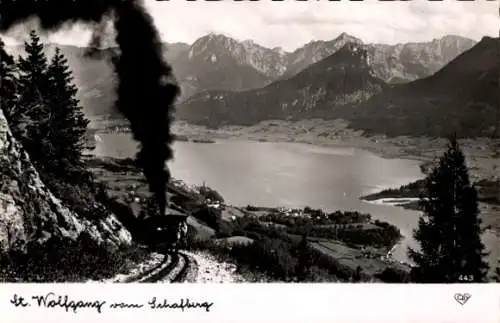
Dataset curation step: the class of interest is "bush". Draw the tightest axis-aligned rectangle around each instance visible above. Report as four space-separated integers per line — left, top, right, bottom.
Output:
376 267 410 283
216 221 234 238
245 205 260 211
286 223 401 248
0 232 148 282
192 205 222 230
244 231 263 241
327 211 371 224
198 185 224 203
40 169 110 221
229 238 297 280
188 226 360 282
310 249 356 281
187 211 392 282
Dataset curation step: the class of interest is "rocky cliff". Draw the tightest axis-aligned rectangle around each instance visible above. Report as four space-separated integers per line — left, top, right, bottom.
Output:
0 109 132 253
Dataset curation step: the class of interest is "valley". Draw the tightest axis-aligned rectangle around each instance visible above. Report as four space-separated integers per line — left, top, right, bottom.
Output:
175 36 498 139
5 32 477 118
2 21 498 283
86 155 414 282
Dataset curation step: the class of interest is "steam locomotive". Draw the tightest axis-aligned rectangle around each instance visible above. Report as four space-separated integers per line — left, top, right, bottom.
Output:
138 208 189 252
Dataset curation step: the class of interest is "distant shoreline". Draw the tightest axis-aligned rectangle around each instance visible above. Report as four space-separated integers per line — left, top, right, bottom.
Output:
90 117 499 166
171 119 499 180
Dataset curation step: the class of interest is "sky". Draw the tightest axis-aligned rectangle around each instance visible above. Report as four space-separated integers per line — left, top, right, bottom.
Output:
1 0 498 51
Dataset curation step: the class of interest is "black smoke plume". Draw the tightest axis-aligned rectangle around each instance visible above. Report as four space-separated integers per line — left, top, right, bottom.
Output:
0 0 180 216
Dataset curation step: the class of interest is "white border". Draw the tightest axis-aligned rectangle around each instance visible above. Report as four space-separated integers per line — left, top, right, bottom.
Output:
2 283 499 323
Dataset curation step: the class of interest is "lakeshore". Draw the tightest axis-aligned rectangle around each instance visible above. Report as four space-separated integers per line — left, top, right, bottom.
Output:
361 180 500 278
86 155 412 282
87 117 499 279
360 178 500 233
173 119 500 273
90 117 500 182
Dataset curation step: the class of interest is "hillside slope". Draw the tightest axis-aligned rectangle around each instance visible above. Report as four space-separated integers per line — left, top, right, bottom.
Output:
172 34 274 101
0 108 132 253
5 34 474 120
347 37 499 138
177 43 387 127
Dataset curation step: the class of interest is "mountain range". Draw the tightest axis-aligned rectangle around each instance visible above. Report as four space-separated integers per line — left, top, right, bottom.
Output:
5 32 476 117
177 36 498 138
177 42 388 127
6 32 494 138
170 32 476 100
348 36 499 138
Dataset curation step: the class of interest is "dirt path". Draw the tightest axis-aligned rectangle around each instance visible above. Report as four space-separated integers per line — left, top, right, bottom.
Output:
99 250 246 283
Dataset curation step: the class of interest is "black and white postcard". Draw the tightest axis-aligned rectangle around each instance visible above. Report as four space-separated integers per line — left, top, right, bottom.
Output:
0 0 499 322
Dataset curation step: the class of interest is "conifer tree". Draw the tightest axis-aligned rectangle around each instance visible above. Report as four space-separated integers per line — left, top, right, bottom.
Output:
295 234 313 281
409 136 489 283
15 30 50 158
0 38 19 120
17 31 47 87
45 47 89 174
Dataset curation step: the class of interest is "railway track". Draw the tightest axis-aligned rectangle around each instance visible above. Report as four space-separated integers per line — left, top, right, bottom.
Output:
124 251 192 283
122 254 171 283
171 253 190 282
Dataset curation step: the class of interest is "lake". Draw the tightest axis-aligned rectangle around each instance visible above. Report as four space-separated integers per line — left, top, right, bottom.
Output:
92 133 499 268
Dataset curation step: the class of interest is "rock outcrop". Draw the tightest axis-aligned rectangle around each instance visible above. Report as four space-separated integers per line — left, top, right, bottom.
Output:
0 109 132 253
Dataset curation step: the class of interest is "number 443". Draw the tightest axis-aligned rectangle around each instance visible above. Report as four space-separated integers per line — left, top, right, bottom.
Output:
458 275 474 282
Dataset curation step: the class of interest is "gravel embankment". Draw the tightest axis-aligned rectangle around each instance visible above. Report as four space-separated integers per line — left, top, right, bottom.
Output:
182 251 247 283
84 252 165 283
87 250 248 283
114 252 165 282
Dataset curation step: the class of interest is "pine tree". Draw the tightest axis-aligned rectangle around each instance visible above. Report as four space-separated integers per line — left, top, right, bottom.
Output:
409 136 489 283
18 31 47 87
295 234 314 281
45 47 89 175
12 31 89 179
0 38 19 121
15 30 51 158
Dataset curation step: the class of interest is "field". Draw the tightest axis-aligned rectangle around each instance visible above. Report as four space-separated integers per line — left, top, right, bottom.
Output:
308 239 408 277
